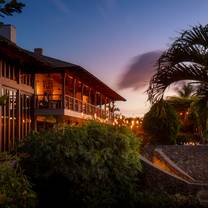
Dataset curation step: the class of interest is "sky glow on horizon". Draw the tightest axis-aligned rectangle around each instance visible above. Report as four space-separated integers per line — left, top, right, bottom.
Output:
4 0 208 116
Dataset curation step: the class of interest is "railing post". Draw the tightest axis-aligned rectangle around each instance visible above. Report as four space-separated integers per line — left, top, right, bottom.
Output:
62 72 66 109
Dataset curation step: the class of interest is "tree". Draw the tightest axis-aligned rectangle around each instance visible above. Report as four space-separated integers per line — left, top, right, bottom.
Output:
18 122 141 208
0 0 25 21
143 100 180 144
147 24 208 104
175 83 195 98
147 25 208 140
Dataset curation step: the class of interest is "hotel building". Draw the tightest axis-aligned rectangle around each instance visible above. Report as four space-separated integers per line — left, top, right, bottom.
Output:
0 25 125 151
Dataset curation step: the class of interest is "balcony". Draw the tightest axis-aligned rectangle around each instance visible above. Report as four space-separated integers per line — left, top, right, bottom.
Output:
35 94 113 120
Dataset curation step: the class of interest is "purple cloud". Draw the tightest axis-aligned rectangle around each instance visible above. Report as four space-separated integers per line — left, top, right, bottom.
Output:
118 50 162 90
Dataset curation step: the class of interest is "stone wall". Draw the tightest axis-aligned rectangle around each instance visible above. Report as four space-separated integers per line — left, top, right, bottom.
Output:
142 145 208 182
140 155 208 194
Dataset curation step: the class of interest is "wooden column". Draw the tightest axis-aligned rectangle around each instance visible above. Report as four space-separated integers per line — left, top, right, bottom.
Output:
94 91 97 106
81 83 84 112
104 97 107 118
88 88 91 114
16 67 21 141
108 99 111 119
62 72 66 109
73 79 76 111
112 101 115 119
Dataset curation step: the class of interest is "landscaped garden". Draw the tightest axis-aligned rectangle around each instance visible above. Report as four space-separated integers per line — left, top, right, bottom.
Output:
1 1 208 208
0 121 203 208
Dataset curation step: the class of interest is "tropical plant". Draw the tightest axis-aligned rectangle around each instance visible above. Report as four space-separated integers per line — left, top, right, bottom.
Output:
18 122 141 208
175 82 195 98
0 0 25 19
143 100 180 144
0 153 37 208
147 24 208 139
147 24 208 103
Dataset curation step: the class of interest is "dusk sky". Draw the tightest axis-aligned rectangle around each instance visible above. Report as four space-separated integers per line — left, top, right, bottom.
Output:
5 0 208 116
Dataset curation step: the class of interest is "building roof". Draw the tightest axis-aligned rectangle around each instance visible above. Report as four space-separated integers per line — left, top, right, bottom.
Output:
0 35 126 101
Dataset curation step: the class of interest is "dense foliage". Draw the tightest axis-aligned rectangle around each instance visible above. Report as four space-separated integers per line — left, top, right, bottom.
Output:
147 24 208 104
18 122 141 208
0 153 36 208
143 100 180 144
0 0 25 19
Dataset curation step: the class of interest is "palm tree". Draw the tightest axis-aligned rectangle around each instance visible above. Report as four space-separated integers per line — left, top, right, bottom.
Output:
148 24 208 103
166 83 195 113
147 24 208 141
175 83 195 98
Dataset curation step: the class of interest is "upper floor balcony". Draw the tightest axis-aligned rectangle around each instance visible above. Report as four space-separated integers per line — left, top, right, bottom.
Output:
35 93 114 120
34 72 116 121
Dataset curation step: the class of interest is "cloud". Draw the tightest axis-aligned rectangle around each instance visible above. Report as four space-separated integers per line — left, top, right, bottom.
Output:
50 0 70 14
118 50 163 90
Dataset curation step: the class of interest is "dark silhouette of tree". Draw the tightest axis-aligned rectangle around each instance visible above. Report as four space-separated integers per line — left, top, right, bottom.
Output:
143 100 179 144
175 83 195 98
147 24 208 142
147 24 208 104
0 0 25 21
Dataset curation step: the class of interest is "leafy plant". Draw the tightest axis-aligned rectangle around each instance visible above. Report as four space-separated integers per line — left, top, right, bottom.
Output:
0 0 25 18
18 121 141 208
0 153 37 208
143 100 180 144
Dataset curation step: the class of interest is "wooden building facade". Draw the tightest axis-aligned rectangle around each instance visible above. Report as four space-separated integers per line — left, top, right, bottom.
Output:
0 25 125 151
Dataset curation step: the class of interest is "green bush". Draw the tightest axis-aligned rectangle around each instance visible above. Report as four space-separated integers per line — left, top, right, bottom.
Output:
143 100 180 144
0 153 36 208
18 121 141 208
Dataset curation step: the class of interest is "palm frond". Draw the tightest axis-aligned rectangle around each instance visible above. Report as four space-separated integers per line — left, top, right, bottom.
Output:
148 24 208 103
147 63 207 103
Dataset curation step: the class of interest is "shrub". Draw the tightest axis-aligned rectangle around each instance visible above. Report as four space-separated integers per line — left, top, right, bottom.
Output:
143 100 180 144
0 153 36 208
18 121 141 208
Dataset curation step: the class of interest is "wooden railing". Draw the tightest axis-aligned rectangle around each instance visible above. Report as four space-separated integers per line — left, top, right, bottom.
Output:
35 94 113 119
35 94 63 109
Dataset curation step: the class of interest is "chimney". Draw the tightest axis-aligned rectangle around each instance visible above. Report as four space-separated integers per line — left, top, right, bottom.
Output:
0 24 16 44
34 48 43 56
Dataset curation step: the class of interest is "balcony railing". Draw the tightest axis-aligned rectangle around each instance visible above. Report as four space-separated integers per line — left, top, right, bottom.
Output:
35 94 113 119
